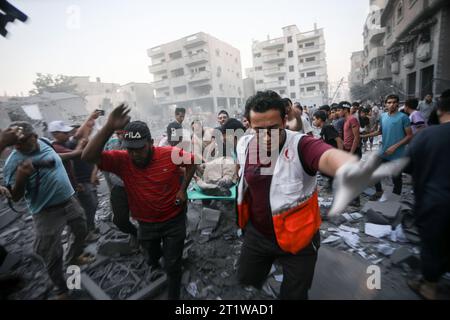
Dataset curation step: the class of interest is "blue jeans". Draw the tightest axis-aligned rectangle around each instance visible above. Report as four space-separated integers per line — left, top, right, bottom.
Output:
138 209 186 300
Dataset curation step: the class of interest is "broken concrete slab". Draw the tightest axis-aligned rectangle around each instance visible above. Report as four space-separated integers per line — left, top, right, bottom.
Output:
342 212 363 222
97 239 136 257
0 252 21 274
339 225 359 234
310 246 419 300
390 247 420 269
81 274 112 300
322 235 341 244
198 208 221 231
0 209 20 231
362 201 401 219
127 273 167 300
365 209 390 225
365 223 392 239
377 244 395 256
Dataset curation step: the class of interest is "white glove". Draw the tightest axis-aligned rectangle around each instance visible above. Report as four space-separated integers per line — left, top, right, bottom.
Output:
328 152 410 217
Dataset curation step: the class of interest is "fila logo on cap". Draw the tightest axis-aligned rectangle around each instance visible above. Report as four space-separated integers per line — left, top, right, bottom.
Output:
124 132 142 139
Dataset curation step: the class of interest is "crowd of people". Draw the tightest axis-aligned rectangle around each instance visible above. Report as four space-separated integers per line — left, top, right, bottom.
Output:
0 89 449 300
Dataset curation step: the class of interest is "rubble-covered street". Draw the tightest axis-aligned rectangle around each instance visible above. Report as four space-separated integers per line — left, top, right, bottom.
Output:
2 162 449 300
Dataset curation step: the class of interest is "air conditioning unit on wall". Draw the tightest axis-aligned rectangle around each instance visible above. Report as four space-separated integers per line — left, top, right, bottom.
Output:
391 62 400 74
417 42 431 62
403 53 415 68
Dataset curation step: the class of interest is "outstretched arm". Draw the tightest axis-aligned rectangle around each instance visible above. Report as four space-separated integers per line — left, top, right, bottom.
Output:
82 104 130 164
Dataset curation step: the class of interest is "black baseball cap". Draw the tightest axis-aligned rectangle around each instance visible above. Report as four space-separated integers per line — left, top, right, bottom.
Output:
122 121 152 149
338 101 352 110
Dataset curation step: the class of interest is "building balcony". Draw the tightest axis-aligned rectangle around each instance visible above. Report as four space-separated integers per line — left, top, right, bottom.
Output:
368 46 385 62
298 30 321 41
300 90 322 98
298 45 323 56
152 79 170 90
170 76 188 88
149 63 168 75
264 66 286 76
155 96 171 104
403 53 415 69
299 75 327 85
188 71 211 85
185 51 209 66
262 53 285 64
147 47 165 58
299 60 323 70
265 80 287 89
183 33 208 49
367 27 386 43
364 68 392 85
261 38 285 50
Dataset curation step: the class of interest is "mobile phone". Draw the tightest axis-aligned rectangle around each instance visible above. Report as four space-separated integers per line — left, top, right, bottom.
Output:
96 109 105 116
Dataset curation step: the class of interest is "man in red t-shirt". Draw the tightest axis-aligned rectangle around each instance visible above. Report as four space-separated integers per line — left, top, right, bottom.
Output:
340 101 361 206
82 105 196 300
340 101 361 158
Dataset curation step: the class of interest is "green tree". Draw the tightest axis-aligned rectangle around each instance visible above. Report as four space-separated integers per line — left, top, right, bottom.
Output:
29 73 78 95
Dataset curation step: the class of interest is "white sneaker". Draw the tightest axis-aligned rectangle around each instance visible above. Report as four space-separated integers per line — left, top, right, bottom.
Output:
378 193 389 202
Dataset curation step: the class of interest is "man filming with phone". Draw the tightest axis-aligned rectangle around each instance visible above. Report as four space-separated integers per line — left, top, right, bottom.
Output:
82 104 197 300
0 122 90 299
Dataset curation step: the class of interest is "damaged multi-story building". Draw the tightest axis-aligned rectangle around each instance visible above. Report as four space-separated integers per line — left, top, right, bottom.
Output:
350 0 450 101
381 0 450 98
148 32 244 117
248 24 329 107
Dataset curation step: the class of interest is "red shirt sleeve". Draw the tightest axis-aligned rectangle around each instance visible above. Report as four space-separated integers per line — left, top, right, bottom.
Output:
350 117 360 129
298 135 332 176
98 150 128 176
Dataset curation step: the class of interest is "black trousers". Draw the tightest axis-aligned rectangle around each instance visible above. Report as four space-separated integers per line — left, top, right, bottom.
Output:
111 185 137 237
238 222 320 300
138 209 186 300
417 208 450 282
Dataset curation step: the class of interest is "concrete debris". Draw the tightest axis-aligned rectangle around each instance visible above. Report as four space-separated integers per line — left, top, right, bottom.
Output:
322 235 341 244
362 201 401 219
390 225 409 243
0 208 20 230
0 227 20 239
97 239 136 257
342 212 363 222
198 208 221 231
390 247 420 269
365 209 391 225
0 252 21 274
377 244 396 256
339 231 360 249
339 225 359 234
365 223 392 239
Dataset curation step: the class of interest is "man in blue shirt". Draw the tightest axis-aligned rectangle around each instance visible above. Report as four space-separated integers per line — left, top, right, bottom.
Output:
0 122 91 299
362 94 412 199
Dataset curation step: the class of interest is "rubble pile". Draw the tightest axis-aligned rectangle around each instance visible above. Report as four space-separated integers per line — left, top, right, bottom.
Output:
2 170 449 299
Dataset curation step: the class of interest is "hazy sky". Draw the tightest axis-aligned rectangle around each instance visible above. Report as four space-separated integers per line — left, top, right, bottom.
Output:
0 0 369 96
